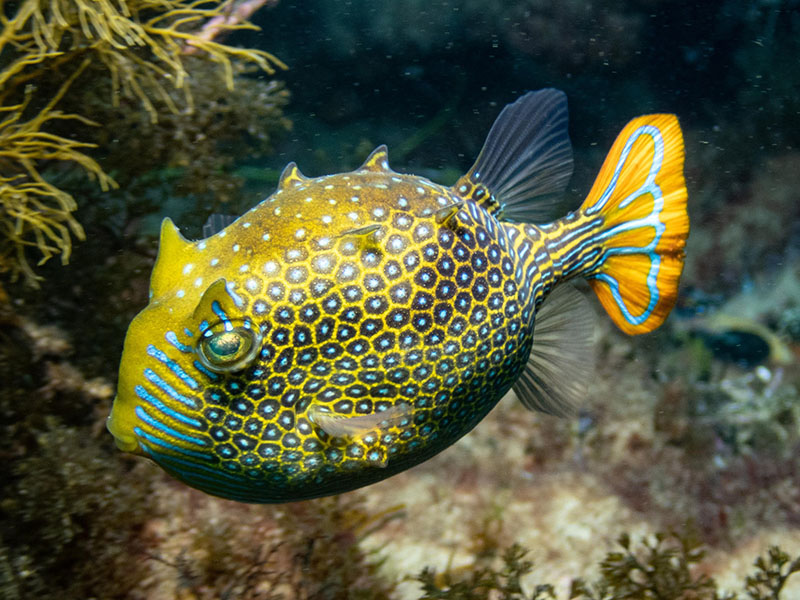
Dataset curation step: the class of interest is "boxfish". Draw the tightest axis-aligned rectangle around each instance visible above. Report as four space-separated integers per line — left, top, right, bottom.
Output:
107 89 689 502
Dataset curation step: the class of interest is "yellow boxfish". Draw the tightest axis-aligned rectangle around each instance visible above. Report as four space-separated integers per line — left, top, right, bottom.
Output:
108 89 688 502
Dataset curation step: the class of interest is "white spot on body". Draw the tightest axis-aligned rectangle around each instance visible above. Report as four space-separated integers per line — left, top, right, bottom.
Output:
210 258 220 267
274 207 282 216
312 255 334 273
182 263 194 275
287 266 308 283
295 228 306 240
243 222 251 228
263 261 279 275
337 263 358 281
416 186 425 195
194 277 203 287
363 251 380 267
176 289 185 298
233 244 240 252
387 235 407 253
198 241 207 250
245 278 260 292
322 215 333 224
348 212 359 222
262 233 271 241
269 284 284 299
239 264 250 273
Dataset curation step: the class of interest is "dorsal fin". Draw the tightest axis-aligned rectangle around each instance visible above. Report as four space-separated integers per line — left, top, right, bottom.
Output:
512 284 595 417
277 161 308 189
452 89 573 223
358 145 391 172
202 213 239 237
150 218 193 298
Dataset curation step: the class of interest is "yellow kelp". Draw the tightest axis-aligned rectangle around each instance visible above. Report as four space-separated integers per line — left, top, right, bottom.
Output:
0 0 285 284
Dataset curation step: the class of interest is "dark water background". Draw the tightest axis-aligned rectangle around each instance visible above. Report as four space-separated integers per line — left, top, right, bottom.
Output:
2 1 799 598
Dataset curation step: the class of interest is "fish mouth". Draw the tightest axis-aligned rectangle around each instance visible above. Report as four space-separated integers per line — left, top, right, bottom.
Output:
106 396 140 452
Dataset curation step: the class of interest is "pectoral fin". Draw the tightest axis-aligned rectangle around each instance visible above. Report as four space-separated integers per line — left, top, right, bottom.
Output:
309 402 411 438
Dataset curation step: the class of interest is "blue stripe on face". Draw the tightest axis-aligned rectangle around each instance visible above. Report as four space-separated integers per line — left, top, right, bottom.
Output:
134 405 208 446
135 427 214 460
147 345 199 390
134 384 203 428
144 368 200 410
166 330 193 353
192 360 221 381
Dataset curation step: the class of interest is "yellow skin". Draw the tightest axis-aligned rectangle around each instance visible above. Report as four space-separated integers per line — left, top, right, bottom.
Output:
109 92 688 503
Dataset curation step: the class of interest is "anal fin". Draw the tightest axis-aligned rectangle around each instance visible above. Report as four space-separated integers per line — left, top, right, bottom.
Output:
513 284 595 417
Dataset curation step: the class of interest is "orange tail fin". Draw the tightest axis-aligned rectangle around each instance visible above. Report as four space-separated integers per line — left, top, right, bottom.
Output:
581 114 689 335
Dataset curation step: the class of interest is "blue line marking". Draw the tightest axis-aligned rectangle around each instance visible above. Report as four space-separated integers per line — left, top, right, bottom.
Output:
225 282 246 308
147 345 199 390
135 406 208 446
581 124 667 325
193 360 220 381
135 426 212 460
144 369 200 410
165 330 193 353
211 300 229 322
144 447 251 485
134 385 203 427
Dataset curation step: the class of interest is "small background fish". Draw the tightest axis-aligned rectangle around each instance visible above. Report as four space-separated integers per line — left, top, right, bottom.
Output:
107 89 688 503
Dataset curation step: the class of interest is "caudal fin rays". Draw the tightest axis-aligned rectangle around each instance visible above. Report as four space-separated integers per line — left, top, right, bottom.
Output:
580 114 689 335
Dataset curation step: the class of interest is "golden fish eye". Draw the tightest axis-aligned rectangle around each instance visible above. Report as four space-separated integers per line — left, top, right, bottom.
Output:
197 322 261 373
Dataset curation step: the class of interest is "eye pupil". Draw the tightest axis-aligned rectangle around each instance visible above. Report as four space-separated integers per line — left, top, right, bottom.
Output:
209 332 242 357
197 321 261 373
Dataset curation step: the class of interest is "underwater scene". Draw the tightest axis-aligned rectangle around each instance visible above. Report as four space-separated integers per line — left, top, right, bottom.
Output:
1 0 799 598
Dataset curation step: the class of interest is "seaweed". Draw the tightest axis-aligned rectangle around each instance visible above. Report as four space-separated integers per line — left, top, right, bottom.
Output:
417 544 556 600
416 532 800 600
0 0 286 285
138 495 400 599
743 547 800 600
569 532 717 600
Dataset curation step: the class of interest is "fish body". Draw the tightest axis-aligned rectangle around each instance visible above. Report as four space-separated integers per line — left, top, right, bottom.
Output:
108 90 689 502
